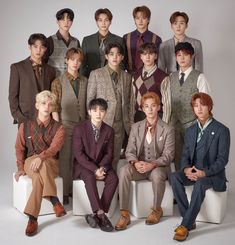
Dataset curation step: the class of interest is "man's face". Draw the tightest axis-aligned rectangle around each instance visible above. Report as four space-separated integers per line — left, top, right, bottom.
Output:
176 50 192 70
134 11 149 31
29 40 47 62
66 53 82 73
142 98 160 120
171 16 187 36
89 106 106 124
36 98 54 117
57 13 73 32
105 47 123 67
193 98 210 122
140 51 157 67
96 13 111 33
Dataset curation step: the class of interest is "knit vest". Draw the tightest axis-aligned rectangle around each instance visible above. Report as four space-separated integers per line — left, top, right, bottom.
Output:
48 35 79 76
171 70 200 124
60 73 81 123
139 138 156 162
24 118 61 158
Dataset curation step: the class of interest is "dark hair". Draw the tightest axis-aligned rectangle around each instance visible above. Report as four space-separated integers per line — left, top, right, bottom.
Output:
105 42 124 55
175 42 194 55
138 42 157 54
133 5 151 19
95 8 113 21
191 93 213 116
56 8 74 21
88 98 108 111
170 11 189 24
66 47 84 62
28 33 47 47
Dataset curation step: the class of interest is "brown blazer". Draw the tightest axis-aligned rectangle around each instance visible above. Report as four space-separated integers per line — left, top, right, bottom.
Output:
8 57 56 124
73 119 114 179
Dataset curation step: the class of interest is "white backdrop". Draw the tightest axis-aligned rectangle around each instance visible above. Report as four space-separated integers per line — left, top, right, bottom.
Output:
0 0 234 188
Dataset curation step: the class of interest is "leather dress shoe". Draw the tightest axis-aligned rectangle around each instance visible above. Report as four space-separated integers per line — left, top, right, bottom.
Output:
53 202 67 217
115 210 131 231
145 207 163 225
25 220 38 236
97 213 114 232
173 225 189 241
85 214 99 228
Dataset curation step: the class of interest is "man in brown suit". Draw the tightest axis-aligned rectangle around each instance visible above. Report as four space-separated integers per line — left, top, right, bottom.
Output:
115 92 175 230
15 91 66 236
9 33 56 125
87 42 133 171
73 98 118 232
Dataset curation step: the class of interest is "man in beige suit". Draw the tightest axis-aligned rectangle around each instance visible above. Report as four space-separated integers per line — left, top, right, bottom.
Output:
115 92 175 230
87 43 133 170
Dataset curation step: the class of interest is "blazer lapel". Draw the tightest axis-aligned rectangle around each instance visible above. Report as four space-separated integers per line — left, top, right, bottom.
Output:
25 58 38 91
95 123 107 159
137 120 146 156
190 124 198 162
104 66 116 98
85 121 96 160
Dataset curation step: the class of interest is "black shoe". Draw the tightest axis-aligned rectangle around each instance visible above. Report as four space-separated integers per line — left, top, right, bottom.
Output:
97 213 114 232
85 214 99 228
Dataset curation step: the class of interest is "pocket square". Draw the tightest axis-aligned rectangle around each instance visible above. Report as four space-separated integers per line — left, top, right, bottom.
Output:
158 136 163 141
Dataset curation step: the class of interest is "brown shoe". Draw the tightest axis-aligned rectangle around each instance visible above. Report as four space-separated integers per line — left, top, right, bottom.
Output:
115 210 131 231
145 207 163 225
53 202 67 217
25 220 38 236
173 225 189 241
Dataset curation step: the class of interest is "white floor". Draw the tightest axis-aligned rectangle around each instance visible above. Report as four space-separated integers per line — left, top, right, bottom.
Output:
1 168 235 245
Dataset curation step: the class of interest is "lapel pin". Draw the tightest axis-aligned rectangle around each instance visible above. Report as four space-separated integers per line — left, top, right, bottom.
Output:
211 132 215 135
159 136 163 141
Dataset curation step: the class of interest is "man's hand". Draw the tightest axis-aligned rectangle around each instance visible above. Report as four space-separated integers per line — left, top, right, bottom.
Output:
30 157 42 172
134 161 156 174
95 167 106 180
184 166 206 181
14 170 26 182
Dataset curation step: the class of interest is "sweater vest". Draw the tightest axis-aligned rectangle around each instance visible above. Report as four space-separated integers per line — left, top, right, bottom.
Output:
171 70 200 124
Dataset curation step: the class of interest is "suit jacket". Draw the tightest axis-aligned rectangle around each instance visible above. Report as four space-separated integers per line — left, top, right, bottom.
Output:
80 32 126 78
126 118 175 169
73 119 114 179
181 118 230 191
9 57 56 124
158 36 203 74
87 65 133 135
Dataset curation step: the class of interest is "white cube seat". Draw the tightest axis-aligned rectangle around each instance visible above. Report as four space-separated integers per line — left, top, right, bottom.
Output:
73 180 117 217
13 173 63 215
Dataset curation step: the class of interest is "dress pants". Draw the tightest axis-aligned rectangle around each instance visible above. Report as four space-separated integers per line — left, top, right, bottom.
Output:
171 171 212 229
79 168 118 213
24 155 59 217
119 164 168 210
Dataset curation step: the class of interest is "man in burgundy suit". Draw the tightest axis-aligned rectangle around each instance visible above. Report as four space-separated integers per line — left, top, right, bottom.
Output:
73 98 118 232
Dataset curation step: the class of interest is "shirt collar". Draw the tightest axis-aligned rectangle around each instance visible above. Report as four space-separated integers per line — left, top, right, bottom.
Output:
142 64 157 78
179 66 193 80
135 29 149 37
197 117 213 131
107 65 120 76
56 30 72 43
36 117 51 127
66 71 79 81
145 119 158 129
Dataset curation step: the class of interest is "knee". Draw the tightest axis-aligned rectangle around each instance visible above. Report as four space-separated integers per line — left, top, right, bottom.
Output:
119 164 132 181
151 170 166 184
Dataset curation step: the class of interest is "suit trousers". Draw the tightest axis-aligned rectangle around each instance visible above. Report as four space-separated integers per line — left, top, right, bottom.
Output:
79 168 118 213
171 171 212 229
24 155 59 217
119 164 168 210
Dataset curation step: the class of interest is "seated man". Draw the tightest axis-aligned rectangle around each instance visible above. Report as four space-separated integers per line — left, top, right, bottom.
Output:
115 92 175 230
171 92 230 241
73 98 119 232
14 90 66 237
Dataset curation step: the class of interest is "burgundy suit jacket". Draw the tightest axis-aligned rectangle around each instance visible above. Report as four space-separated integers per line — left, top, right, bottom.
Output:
73 119 114 179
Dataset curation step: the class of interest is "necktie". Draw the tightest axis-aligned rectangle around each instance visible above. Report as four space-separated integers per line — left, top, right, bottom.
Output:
34 64 42 81
73 79 78 97
143 71 148 79
179 72 185 86
99 38 106 67
94 128 99 142
146 126 152 144
111 71 118 85
135 34 144 70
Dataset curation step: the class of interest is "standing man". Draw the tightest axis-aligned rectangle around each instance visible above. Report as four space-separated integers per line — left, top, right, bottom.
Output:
73 98 118 232
87 43 133 170
45 8 80 76
15 91 66 236
171 93 230 241
80 8 126 78
123 5 162 74
115 92 174 230
9 33 56 125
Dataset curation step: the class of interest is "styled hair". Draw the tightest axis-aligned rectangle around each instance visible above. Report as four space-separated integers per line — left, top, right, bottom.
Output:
36 90 57 105
88 98 108 111
140 92 160 108
66 47 84 62
28 33 47 47
95 8 113 21
191 92 213 116
138 42 157 54
133 5 151 19
56 8 74 21
175 42 194 56
105 42 124 55
170 11 189 24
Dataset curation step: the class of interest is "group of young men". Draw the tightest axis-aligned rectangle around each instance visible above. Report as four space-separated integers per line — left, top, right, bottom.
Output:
9 6 230 242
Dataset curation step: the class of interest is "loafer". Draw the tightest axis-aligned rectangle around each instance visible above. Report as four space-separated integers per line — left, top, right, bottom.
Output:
53 202 67 217
97 213 114 232
85 214 99 228
115 210 131 231
25 219 38 236
145 207 163 225
173 225 189 241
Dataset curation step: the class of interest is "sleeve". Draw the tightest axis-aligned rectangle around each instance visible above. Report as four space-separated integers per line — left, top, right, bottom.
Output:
161 76 172 124
197 74 211 94
194 40 203 73
86 71 97 109
15 123 26 171
158 43 166 72
125 125 139 163
80 38 89 78
44 36 54 63
51 78 62 113
180 128 193 170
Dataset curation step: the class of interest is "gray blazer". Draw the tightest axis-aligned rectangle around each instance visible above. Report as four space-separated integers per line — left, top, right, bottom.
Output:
126 118 175 167
158 36 203 74
87 66 133 135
